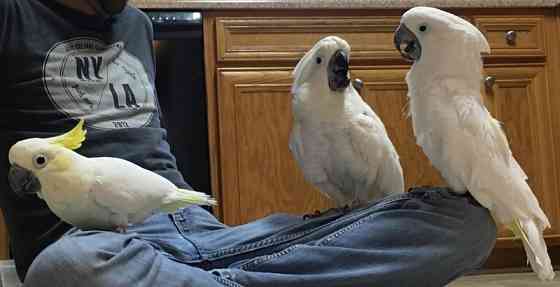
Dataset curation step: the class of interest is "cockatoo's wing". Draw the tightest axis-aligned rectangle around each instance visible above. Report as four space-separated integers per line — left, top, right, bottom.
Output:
452 95 553 280
453 95 540 214
289 122 306 172
345 98 404 202
89 157 171 221
454 96 527 180
295 99 403 206
453 95 532 204
289 118 346 204
89 157 215 225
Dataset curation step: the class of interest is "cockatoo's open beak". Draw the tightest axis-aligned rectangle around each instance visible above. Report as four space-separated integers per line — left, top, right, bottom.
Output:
394 24 422 62
328 49 351 92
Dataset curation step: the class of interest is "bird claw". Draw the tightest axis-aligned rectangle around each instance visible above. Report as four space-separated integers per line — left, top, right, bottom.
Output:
303 205 352 220
115 225 128 233
303 210 323 220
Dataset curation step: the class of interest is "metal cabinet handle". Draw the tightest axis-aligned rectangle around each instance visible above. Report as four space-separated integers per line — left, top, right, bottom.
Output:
352 78 364 93
485 76 496 89
505 30 517 46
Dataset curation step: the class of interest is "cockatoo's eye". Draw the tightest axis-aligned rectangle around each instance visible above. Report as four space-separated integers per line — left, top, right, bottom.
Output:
33 154 48 169
419 24 428 32
316 57 322 64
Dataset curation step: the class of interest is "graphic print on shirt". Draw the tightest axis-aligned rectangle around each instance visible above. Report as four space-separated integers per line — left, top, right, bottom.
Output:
43 37 156 129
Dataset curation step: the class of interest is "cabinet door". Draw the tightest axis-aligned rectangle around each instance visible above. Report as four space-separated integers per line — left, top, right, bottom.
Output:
217 69 332 225
483 66 559 245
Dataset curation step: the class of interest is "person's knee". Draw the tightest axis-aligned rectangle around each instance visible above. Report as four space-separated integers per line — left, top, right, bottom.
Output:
458 203 497 267
24 236 82 286
24 230 126 287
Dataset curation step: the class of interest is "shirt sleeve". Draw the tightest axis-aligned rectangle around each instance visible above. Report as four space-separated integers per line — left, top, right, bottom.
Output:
0 0 13 55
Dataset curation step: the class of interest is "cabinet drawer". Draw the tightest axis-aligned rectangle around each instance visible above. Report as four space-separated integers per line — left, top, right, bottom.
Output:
474 16 545 57
215 16 402 62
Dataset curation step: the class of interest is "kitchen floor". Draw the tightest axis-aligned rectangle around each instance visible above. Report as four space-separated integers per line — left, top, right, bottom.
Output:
448 272 560 286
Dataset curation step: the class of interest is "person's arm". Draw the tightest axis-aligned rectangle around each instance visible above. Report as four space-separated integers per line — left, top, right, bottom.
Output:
0 0 9 53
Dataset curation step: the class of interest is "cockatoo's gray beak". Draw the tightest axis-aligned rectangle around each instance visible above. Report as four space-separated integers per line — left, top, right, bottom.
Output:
8 164 41 198
394 24 422 62
328 49 351 91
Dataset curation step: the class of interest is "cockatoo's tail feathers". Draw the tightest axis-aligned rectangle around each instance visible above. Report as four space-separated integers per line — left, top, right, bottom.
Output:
160 188 217 213
509 219 555 281
47 119 87 150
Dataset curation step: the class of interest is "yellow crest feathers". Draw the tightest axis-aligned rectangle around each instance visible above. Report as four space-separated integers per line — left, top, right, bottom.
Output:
48 119 87 150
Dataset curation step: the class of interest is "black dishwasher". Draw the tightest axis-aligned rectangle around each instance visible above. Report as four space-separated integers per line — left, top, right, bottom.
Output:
145 11 211 197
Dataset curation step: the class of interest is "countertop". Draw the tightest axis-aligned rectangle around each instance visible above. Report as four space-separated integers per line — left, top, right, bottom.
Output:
130 0 560 10
447 272 560 287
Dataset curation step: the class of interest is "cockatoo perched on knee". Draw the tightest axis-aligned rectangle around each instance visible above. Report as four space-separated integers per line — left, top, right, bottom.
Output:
394 6 554 280
290 36 404 209
8 119 216 232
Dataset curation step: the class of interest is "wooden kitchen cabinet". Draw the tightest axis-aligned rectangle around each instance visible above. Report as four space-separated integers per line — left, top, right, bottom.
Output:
483 65 560 243
204 8 560 270
216 69 332 225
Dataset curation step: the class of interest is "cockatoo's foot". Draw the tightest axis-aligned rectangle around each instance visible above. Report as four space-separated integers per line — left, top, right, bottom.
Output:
303 210 323 220
332 204 353 214
115 225 128 233
303 205 352 220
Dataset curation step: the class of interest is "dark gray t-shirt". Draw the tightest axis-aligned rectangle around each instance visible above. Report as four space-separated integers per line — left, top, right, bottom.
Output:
0 0 189 279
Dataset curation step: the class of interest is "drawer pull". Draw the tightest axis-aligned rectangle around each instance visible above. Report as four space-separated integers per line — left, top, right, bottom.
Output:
352 78 364 94
484 76 496 89
505 30 517 46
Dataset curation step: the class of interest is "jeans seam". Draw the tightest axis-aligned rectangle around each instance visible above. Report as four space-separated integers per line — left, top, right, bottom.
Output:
213 275 245 287
238 244 302 271
207 194 413 260
170 213 203 261
226 195 414 271
316 215 370 247
208 231 305 259
320 203 471 247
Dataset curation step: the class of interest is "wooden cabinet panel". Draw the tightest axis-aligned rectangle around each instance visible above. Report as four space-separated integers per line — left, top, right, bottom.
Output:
217 69 332 225
216 17 402 63
483 65 560 246
474 16 546 57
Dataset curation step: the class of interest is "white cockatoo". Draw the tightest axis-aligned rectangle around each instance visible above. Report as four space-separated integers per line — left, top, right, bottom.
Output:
394 6 554 280
7 119 216 231
290 36 404 209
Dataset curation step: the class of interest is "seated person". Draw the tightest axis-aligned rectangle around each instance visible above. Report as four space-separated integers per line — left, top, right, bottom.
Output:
0 0 496 286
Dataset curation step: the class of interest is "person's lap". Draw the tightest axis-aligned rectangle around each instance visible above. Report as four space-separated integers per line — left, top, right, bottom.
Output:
23 187 497 287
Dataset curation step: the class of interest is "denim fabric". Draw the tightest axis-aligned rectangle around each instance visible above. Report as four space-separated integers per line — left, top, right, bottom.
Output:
23 187 496 287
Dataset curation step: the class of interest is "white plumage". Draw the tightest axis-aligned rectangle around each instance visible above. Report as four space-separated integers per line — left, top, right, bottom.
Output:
290 36 404 208
397 7 553 280
8 120 216 231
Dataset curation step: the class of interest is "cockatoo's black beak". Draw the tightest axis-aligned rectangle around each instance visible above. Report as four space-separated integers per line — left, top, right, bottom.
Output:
328 49 351 91
8 164 41 198
394 24 422 62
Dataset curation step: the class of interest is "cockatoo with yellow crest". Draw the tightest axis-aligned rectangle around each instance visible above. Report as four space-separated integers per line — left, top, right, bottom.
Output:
290 36 404 208
7 119 216 232
394 6 554 280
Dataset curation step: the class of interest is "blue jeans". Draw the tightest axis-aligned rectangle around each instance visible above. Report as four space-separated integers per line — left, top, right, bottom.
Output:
23 187 496 287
